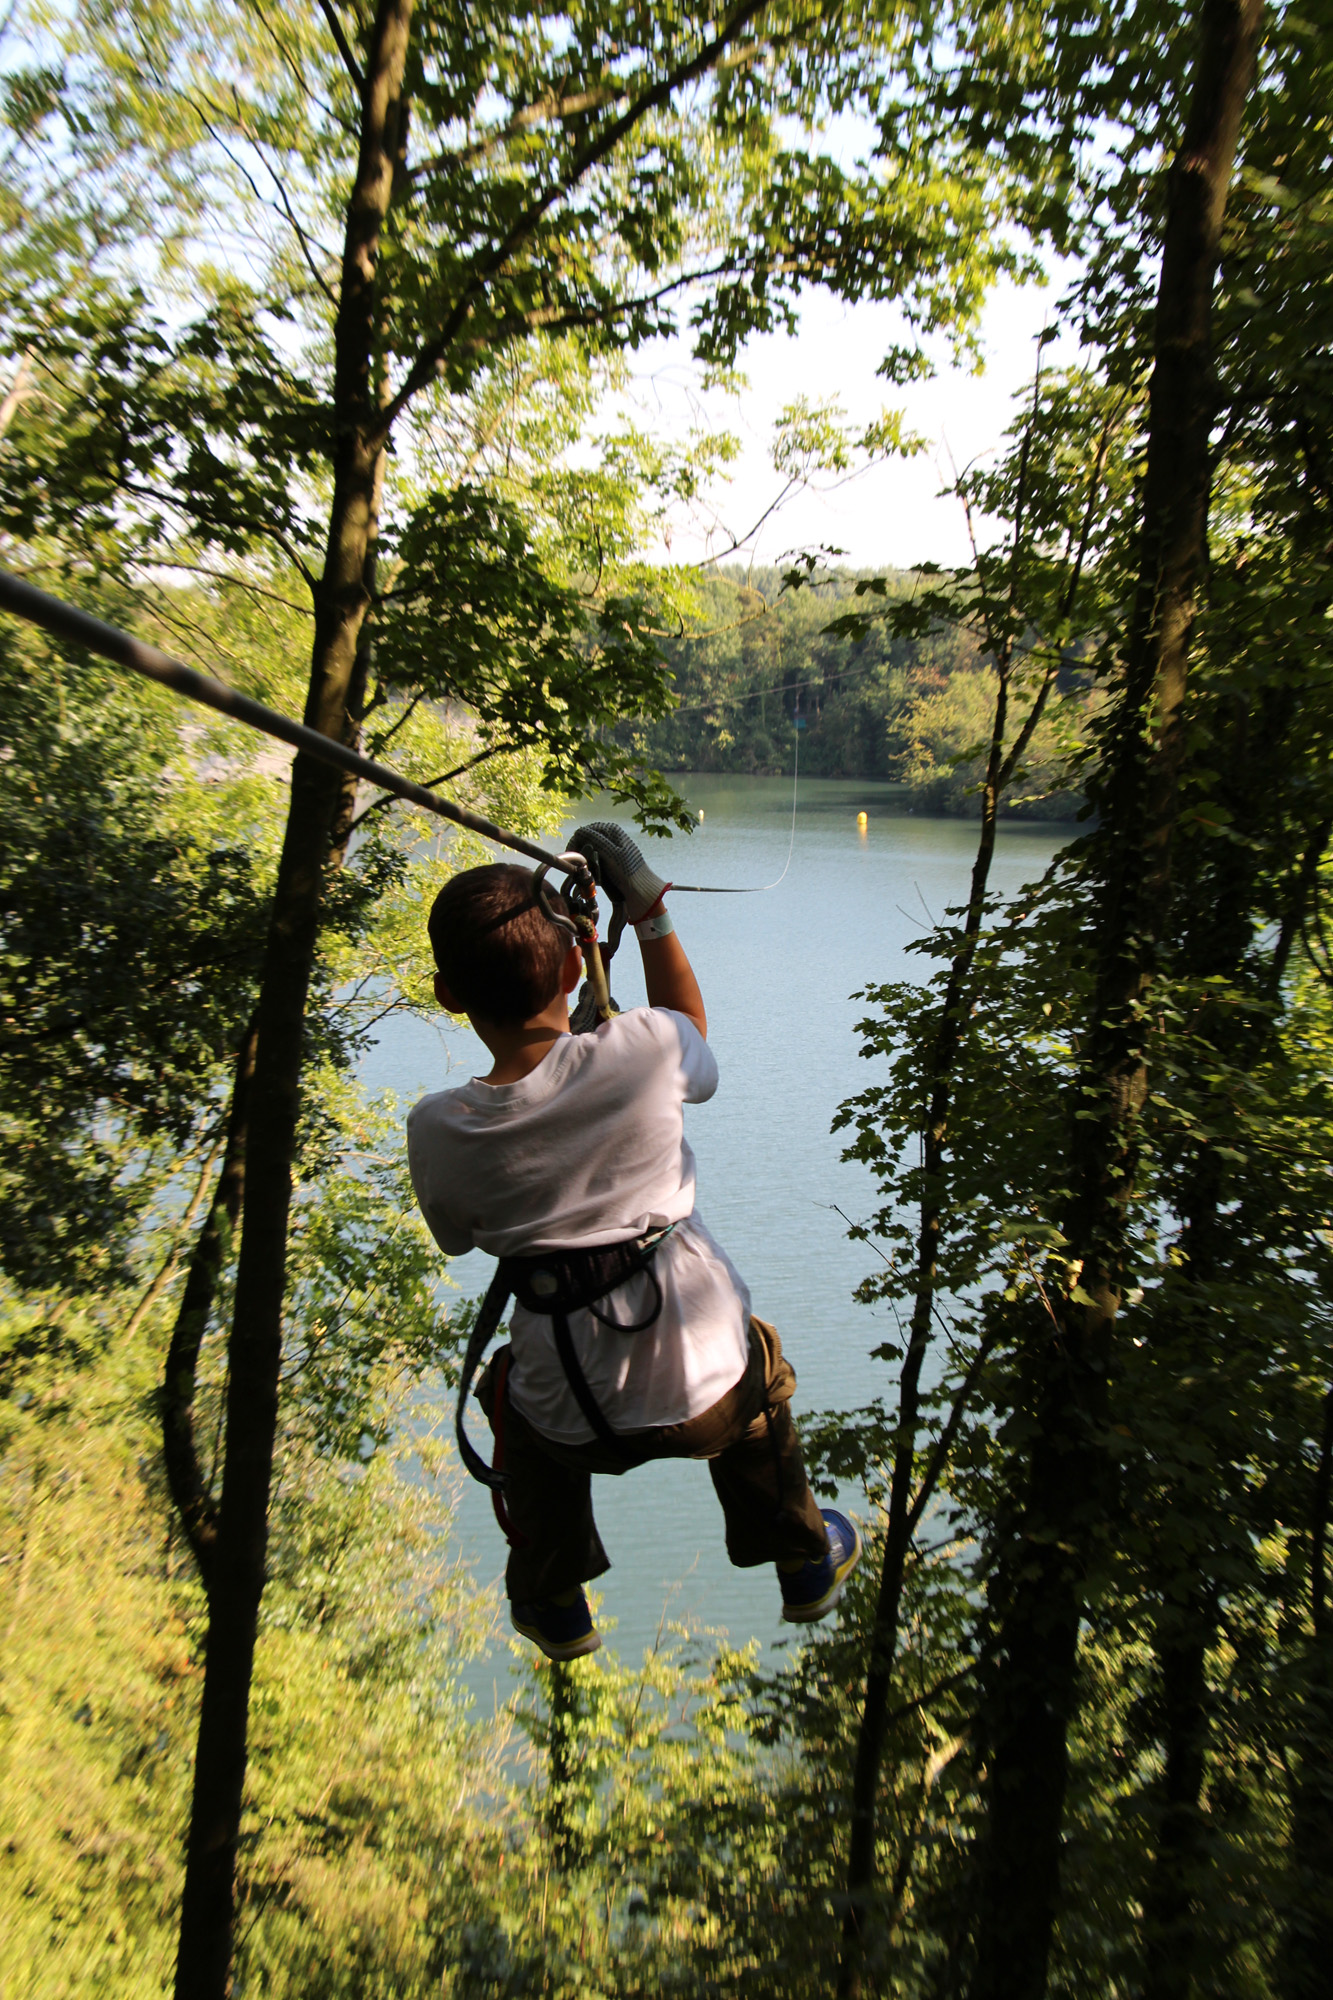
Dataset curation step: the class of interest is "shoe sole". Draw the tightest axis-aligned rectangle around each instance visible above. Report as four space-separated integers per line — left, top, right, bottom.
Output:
510 1611 603 1662
781 1518 864 1624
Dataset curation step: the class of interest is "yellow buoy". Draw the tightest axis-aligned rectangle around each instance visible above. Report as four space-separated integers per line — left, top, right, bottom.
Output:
698 810 704 821
857 810 868 827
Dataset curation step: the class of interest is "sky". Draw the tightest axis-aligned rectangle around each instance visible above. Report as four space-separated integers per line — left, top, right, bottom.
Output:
618 269 1080 576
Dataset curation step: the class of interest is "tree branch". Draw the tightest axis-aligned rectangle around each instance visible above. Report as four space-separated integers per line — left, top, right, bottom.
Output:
468 257 735 349
245 0 357 132
365 685 426 756
410 82 624 177
372 0 777 446
996 332 1050 655
122 1125 229 1347
316 0 365 92
1272 814 1331 993
118 478 321 595
995 400 1120 796
905 1325 1005 1537
185 93 340 306
345 740 508 833
135 560 312 619
881 1658 979 1733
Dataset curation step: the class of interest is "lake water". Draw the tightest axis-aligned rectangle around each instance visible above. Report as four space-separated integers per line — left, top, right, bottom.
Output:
361 775 1067 1693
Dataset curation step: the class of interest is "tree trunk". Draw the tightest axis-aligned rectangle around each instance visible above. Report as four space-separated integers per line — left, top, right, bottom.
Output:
1139 1156 1228 1998
162 1016 258 1582
1281 1647 1333 2000
172 6 413 1993
1138 756 1263 1998
838 723 1011 1998
1278 1388 1333 2000
838 355 1105 1996
966 7 1261 1996
548 1663 579 1872
1142 1608 1214 2000
1140 669 1325 1994
836 352 1112 1992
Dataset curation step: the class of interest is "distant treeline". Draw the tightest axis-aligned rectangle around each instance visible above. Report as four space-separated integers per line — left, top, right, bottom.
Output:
633 566 1086 819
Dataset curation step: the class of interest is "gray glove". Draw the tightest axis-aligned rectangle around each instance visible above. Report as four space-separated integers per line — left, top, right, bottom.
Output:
569 980 619 1035
567 822 670 924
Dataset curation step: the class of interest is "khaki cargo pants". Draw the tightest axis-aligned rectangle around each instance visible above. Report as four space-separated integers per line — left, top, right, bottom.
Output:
476 1315 829 1603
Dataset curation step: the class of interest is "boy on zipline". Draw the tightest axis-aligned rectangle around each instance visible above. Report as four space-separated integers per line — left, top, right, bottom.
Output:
407 823 861 1660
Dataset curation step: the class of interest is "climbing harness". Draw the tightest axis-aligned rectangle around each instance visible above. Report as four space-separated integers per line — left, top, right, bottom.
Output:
454 1225 678 1519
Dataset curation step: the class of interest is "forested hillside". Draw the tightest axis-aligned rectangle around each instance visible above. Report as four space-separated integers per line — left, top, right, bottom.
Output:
4 2 1333 1998
633 565 1088 816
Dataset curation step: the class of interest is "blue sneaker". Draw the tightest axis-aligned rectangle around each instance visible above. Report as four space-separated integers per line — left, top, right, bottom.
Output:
779 1509 863 1623
510 1587 602 1661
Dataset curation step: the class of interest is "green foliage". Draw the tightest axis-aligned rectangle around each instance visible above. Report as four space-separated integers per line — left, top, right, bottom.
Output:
0 622 266 1291
0 1276 866 2000
0 0 1050 832
626 565 957 788
0 1066 497 1997
375 482 689 830
896 663 1093 819
8 1 1333 1994
815 5 1333 1975
629 447 1108 814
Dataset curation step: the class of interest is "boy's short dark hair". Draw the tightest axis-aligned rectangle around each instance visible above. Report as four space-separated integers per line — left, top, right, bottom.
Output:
428 863 571 1025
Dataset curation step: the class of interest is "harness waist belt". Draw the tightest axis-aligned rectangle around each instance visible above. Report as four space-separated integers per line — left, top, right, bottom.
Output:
454 1225 676 1490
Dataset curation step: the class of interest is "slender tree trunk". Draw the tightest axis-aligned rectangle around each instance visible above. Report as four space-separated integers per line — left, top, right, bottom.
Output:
839 733 1010 1997
1139 1142 1230 1999
1142 1607 1214 2000
1137 758 1262 1998
1281 1646 1333 2000
838 353 1111 1995
173 7 413 1992
124 1127 229 1349
1140 679 1322 1994
965 10 1262 1997
1272 815 1332 994
548 1663 578 1872
162 1016 258 1580
1278 1388 1333 2000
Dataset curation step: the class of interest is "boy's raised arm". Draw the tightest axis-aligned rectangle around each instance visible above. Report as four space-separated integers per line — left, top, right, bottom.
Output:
637 921 706 1038
568 821 707 1039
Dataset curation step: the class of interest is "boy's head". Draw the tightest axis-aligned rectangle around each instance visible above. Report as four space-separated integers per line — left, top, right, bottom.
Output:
428 863 577 1026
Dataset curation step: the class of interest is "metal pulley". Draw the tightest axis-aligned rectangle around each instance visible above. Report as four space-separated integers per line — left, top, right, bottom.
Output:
531 854 617 1025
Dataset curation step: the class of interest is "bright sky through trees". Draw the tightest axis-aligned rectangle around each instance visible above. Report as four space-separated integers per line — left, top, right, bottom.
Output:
626 267 1079 574
612 94 1082 575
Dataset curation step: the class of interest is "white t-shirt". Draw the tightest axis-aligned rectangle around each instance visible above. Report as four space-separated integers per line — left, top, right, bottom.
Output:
406 1007 751 1443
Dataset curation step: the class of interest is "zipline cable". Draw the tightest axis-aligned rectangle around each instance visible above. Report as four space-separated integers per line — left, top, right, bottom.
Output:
0 564 609 1022
0 565 799 899
671 724 799 893
0 567 577 874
